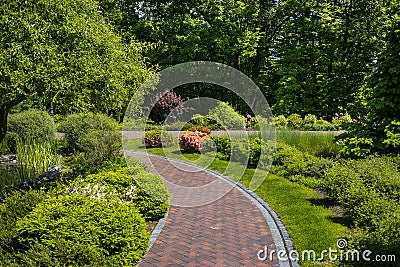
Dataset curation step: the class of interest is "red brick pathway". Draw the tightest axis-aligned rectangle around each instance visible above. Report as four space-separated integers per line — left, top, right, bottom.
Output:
125 152 285 267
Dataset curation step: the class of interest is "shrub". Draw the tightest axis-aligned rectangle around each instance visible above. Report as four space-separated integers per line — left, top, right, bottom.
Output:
143 129 174 148
186 126 211 135
302 123 338 131
209 136 231 160
273 115 288 129
7 109 55 153
287 114 303 129
179 131 210 153
322 156 400 259
64 168 169 220
0 190 47 259
303 114 317 125
383 120 400 153
13 195 149 266
332 112 352 127
151 90 183 122
207 102 245 130
272 142 332 182
77 130 122 164
57 113 118 151
251 115 271 131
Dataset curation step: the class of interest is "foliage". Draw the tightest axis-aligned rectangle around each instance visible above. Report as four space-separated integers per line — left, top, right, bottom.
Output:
338 11 400 158
77 130 122 165
13 195 149 266
273 115 289 129
0 0 154 143
322 156 400 259
0 189 47 260
58 113 118 152
6 109 55 153
303 114 317 125
179 131 210 153
383 120 400 150
1 139 61 194
64 168 169 220
207 102 245 130
271 142 332 185
209 136 231 161
150 90 183 122
286 114 303 130
186 126 211 135
181 115 222 131
143 129 174 148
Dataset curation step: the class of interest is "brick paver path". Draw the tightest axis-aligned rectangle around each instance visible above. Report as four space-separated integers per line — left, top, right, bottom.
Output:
125 151 284 267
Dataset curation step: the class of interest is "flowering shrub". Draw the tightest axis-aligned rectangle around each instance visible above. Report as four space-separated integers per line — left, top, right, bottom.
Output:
143 129 174 148
179 131 210 152
332 112 352 126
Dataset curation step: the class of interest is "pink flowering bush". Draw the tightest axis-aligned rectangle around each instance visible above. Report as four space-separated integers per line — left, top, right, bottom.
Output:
179 131 210 152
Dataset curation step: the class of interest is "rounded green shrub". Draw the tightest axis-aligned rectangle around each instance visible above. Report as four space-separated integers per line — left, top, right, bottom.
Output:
287 114 303 129
207 102 245 130
65 168 169 220
303 114 317 125
7 109 55 152
77 129 122 164
13 195 149 266
143 129 174 148
57 113 118 151
273 115 288 128
0 190 47 260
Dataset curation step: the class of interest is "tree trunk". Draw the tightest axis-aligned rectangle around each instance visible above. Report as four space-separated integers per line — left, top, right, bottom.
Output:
0 106 9 144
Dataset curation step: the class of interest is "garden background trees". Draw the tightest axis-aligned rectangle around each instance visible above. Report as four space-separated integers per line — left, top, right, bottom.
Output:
0 0 154 142
100 0 395 118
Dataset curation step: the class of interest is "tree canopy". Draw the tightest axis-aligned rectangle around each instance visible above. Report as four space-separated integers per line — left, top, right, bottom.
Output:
0 0 154 142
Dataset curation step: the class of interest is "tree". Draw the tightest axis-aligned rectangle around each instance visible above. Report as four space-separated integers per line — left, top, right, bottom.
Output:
0 0 154 142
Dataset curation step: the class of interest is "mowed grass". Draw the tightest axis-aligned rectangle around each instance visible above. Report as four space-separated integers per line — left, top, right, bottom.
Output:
126 138 347 266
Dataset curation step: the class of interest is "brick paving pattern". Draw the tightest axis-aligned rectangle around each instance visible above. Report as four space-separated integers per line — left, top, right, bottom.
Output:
127 152 281 267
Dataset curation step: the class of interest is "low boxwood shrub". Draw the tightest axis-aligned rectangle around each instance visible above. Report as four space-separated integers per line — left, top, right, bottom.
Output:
57 113 118 151
0 190 47 258
13 195 149 266
143 129 174 148
64 168 169 220
322 156 400 259
179 131 211 153
6 109 55 153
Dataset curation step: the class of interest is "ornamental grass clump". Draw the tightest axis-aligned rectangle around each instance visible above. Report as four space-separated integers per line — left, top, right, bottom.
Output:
179 131 210 153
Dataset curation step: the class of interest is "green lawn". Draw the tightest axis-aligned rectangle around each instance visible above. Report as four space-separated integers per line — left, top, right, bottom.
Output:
126 138 347 266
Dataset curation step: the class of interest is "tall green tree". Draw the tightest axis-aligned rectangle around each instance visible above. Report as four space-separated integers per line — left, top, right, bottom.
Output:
0 0 154 142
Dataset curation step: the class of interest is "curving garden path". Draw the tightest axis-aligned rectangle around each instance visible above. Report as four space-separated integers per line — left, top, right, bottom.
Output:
124 151 298 267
